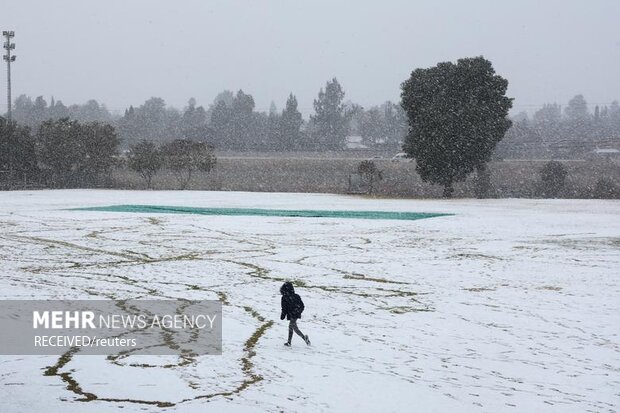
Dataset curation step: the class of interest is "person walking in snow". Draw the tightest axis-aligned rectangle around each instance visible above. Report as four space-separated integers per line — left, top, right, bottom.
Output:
280 281 310 347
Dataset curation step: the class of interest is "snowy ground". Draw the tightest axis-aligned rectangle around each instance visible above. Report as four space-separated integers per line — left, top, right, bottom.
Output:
0 190 618 413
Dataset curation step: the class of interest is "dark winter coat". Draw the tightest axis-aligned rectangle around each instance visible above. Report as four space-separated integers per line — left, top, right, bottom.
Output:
280 282 304 320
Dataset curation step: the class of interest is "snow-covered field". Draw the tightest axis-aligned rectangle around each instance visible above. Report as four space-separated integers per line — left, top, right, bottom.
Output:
0 190 618 413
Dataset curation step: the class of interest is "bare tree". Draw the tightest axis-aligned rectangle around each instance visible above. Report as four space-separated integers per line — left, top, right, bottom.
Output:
161 139 216 190
128 140 163 189
357 160 383 195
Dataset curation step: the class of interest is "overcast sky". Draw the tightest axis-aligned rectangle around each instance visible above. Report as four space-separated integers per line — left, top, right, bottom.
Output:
1 0 619 116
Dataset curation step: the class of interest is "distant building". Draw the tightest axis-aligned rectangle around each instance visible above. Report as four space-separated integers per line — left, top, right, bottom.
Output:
345 135 368 150
588 148 620 160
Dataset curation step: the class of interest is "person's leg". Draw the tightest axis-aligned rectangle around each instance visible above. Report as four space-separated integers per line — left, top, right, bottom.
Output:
287 319 294 344
290 318 305 339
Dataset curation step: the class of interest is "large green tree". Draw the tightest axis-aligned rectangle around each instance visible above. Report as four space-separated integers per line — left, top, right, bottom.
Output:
562 94 593 156
209 90 256 150
117 97 181 147
360 107 384 146
230 90 255 150
310 78 349 150
280 93 303 149
210 100 232 148
401 56 513 197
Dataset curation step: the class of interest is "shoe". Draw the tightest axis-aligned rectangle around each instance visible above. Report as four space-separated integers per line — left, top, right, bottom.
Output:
304 335 311 345
284 342 291 347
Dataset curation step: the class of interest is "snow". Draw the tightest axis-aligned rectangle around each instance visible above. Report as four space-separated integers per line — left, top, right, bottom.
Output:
0 190 618 412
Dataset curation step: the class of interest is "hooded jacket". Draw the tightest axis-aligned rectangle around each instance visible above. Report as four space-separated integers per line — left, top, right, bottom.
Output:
280 282 305 320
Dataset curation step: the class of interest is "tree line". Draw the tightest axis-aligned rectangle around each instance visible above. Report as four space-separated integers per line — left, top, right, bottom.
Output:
11 88 619 159
12 96 113 130
0 116 217 189
7 79 408 152
0 117 118 188
3 59 619 197
497 95 620 159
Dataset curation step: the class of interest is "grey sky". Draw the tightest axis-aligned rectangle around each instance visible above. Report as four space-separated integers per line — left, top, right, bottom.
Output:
1 0 619 117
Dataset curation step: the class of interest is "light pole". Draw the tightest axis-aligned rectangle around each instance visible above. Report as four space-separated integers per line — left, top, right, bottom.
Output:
2 31 16 121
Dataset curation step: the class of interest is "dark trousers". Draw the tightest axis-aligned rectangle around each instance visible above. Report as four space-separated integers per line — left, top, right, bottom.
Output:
288 318 305 343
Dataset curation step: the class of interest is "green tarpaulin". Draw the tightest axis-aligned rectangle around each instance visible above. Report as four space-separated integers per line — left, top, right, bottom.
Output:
72 205 451 221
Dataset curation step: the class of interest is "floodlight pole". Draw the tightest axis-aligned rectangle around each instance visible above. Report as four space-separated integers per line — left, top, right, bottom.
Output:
2 31 16 121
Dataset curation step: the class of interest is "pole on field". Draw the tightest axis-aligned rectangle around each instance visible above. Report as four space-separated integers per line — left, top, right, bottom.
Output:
2 30 16 121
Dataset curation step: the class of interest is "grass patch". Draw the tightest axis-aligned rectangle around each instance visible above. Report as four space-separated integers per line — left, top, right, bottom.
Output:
463 287 496 292
383 306 432 314
343 273 408 284
538 285 562 291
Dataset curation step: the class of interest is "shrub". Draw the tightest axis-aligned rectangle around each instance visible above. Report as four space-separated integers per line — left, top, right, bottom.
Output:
37 118 119 188
592 177 619 199
357 160 383 195
538 161 567 198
